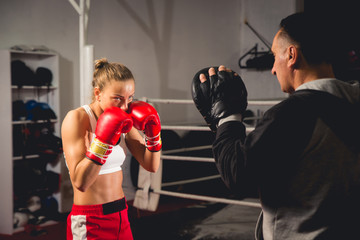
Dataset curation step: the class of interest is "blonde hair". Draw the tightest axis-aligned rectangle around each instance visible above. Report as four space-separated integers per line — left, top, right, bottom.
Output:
92 58 134 101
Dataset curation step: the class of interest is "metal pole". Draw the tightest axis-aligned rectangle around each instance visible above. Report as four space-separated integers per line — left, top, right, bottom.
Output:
79 0 85 106
69 0 93 106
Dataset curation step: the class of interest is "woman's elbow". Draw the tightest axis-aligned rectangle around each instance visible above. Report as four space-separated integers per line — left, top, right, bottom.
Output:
144 162 159 173
75 184 88 192
148 166 159 173
72 178 89 192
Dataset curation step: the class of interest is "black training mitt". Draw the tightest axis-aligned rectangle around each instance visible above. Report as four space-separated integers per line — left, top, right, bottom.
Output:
191 66 248 132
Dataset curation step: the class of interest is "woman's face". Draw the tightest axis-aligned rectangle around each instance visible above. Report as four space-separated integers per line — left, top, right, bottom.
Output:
96 79 135 112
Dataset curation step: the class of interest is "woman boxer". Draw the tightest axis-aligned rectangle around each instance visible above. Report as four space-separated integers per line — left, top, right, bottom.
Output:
61 58 161 239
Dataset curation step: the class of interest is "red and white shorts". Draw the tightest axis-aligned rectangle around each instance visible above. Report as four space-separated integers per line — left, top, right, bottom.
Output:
67 198 133 240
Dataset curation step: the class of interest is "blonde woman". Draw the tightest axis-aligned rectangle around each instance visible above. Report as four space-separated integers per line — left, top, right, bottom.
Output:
62 58 161 239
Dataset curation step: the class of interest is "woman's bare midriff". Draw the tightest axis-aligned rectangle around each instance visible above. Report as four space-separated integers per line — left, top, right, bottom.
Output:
72 170 124 205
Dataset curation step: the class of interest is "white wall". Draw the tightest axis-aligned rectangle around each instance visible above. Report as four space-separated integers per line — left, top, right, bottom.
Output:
0 0 298 123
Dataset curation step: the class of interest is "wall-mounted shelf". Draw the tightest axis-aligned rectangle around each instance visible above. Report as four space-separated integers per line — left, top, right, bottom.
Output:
13 154 40 161
12 85 57 90
12 119 57 125
0 49 61 235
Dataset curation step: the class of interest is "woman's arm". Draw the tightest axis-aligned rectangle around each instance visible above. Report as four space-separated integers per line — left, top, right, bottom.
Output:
125 127 160 173
61 109 101 192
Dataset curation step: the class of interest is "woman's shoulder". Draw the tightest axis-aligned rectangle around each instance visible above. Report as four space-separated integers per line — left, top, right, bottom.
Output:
62 106 90 131
65 107 88 121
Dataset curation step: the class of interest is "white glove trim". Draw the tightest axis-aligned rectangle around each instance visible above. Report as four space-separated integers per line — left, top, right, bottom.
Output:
218 113 243 126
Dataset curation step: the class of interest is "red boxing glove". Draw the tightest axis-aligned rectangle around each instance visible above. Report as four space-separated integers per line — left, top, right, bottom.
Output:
86 107 133 165
128 101 162 152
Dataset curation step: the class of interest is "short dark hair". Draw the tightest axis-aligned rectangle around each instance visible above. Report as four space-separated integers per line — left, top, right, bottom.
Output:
280 12 336 65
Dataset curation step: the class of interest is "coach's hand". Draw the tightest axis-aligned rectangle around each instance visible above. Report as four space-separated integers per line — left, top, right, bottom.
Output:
191 65 248 132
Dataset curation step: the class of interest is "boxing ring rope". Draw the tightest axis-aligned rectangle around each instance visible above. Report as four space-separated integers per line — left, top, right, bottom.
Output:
133 98 281 210
162 145 212 154
145 98 282 106
162 125 210 131
162 145 215 162
161 174 221 187
144 97 280 133
162 125 255 133
154 190 261 208
161 155 214 163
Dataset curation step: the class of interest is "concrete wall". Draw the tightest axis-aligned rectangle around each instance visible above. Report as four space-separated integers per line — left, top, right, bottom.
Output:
0 0 300 213
0 0 298 124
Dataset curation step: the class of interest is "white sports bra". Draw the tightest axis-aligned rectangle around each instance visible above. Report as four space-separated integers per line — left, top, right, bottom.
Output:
82 105 128 175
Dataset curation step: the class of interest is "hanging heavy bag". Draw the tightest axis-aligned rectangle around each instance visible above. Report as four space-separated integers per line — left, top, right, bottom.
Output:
31 102 57 121
11 60 36 87
25 100 57 121
13 125 26 157
12 100 27 121
35 67 53 86
37 126 63 155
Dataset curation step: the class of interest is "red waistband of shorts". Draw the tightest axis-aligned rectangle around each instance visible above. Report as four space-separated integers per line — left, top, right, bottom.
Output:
71 197 126 215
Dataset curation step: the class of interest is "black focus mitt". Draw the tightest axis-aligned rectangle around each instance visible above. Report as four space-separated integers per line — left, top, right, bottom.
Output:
191 66 248 132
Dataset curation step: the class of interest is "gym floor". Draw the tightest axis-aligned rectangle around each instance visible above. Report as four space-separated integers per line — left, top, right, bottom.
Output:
0 196 261 240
